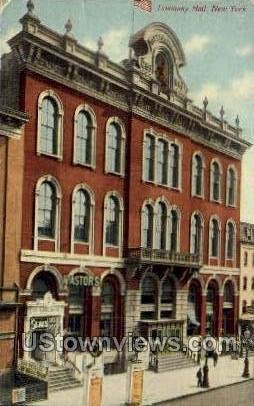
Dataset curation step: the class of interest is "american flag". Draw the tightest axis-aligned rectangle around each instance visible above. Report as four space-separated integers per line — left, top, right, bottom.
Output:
134 0 152 12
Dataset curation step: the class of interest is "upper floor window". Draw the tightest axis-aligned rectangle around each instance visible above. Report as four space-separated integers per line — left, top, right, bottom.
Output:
37 90 63 158
243 277 247 290
141 276 157 305
157 139 168 185
155 202 167 250
73 189 90 242
192 153 204 197
141 204 153 249
101 281 114 306
190 212 203 255
105 196 120 246
226 221 236 260
105 118 125 176
210 160 221 202
155 52 172 91
169 143 180 188
227 167 237 206
210 217 220 258
74 105 96 167
144 134 155 182
170 209 179 252
38 181 56 238
242 300 247 313
244 251 248 266
251 277 254 290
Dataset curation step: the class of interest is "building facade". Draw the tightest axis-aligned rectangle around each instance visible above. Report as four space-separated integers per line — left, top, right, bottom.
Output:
0 1 250 371
239 222 254 334
0 106 27 383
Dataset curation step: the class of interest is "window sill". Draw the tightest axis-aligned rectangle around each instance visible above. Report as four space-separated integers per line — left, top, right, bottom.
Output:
73 241 89 245
170 186 181 192
210 198 222 204
192 194 204 200
38 237 56 242
105 170 125 178
105 244 120 248
73 161 95 170
37 151 62 161
226 203 237 209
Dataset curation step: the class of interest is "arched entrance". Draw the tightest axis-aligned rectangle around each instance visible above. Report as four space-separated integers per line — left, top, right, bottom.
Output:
100 275 122 342
24 269 65 364
187 280 202 336
223 281 235 335
206 280 220 336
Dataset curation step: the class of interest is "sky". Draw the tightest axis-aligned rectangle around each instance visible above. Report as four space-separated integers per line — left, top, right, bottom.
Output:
0 0 254 221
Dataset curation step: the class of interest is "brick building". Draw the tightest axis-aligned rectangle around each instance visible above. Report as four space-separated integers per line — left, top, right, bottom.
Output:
0 1 250 372
0 106 28 383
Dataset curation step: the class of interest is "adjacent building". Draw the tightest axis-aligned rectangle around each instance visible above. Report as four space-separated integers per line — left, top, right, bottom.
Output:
239 222 254 334
0 106 28 384
0 1 250 373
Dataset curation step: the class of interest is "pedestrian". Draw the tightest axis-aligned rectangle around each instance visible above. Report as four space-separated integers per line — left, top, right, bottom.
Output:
196 367 203 387
213 351 218 367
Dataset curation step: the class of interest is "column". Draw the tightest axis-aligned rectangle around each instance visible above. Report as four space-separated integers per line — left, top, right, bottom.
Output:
200 293 206 336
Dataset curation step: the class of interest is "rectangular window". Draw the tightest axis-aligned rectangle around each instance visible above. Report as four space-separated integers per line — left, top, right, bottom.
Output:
157 140 168 185
144 135 155 181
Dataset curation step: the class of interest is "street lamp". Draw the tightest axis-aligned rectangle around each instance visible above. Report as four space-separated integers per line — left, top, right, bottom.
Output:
242 328 250 378
202 355 209 388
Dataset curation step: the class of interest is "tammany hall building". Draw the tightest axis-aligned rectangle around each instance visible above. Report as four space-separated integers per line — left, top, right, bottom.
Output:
0 1 250 373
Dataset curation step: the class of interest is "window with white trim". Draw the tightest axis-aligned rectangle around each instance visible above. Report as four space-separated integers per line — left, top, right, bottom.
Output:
74 189 91 243
74 108 96 167
211 161 221 202
210 218 220 258
170 209 178 252
226 221 235 260
37 91 63 158
155 202 167 250
144 134 155 182
38 181 56 238
227 167 237 206
190 213 203 255
170 143 180 188
141 204 153 248
105 196 120 246
105 118 125 176
157 139 168 185
192 153 204 197
160 277 175 319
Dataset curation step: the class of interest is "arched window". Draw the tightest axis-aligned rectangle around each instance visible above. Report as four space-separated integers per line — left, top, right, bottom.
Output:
226 221 235 259
141 276 157 305
157 139 168 185
251 277 254 290
242 300 247 313
38 91 63 158
224 282 233 303
76 111 93 165
105 196 120 246
40 97 58 155
144 134 155 182
33 277 49 300
155 202 167 250
155 52 170 90
227 167 237 206
106 119 125 175
38 181 56 238
192 154 203 197
190 213 202 255
170 143 179 188
211 161 221 201
243 277 247 290
210 218 220 258
74 189 90 242
170 209 178 252
142 204 153 248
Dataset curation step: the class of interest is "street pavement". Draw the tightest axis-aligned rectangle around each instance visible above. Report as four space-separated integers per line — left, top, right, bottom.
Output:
31 355 254 405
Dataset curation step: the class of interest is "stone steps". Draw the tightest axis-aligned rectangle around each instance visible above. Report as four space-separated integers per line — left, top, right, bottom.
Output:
155 353 197 373
48 366 82 393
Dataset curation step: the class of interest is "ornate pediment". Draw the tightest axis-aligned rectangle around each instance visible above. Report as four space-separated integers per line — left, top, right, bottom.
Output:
129 22 188 98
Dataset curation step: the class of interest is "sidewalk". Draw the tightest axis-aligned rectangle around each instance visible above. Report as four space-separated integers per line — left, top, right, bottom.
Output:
31 355 254 405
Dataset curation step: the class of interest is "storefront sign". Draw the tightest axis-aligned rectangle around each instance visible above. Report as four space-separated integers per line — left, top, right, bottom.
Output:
30 316 57 331
12 388 26 404
63 274 101 287
17 359 48 380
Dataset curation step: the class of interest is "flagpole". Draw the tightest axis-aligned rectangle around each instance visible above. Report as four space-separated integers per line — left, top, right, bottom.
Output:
129 1 135 60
